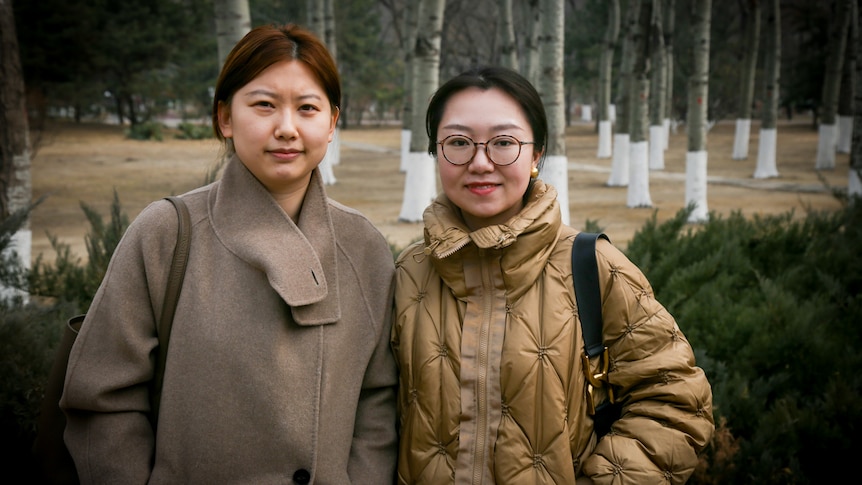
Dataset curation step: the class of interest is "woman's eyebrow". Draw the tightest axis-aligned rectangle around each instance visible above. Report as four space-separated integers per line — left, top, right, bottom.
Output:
441 122 524 132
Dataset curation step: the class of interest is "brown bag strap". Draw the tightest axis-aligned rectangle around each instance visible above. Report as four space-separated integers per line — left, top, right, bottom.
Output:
150 196 192 424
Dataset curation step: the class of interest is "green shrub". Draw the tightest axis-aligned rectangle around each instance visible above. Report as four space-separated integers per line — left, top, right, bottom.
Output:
29 189 130 312
126 121 164 141
175 122 213 140
626 200 862 484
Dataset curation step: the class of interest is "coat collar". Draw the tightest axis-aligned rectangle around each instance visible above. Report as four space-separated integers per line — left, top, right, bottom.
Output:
420 179 563 300
209 156 340 325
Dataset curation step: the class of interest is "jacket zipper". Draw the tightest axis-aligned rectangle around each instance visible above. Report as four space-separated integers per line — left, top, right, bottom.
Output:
472 251 492 484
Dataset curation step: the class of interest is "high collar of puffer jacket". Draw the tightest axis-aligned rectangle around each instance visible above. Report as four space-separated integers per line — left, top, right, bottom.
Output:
208 155 340 326
420 179 564 301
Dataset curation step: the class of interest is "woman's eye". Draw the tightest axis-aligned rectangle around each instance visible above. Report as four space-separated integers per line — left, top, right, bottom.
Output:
493 137 516 147
299 104 319 112
254 101 275 109
448 138 470 147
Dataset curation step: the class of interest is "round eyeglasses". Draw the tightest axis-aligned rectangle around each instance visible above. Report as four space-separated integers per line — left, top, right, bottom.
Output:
437 134 535 166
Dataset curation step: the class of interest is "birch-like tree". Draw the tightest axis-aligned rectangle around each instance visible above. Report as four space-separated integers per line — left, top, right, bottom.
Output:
214 0 251 70
537 0 569 225
523 0 541 87
310 0 340 185
685 0 711 223
400 0 418 172
647 0 667 171
851 0 862 198
754 0 781 179
732 0 760 160
0 0 32 300
627 0 654 208
607 0 642 186
499 0 518 70
662 0 676 151
837 0 857 154
597 0 620 159
399 0 445 222
816 0 852 170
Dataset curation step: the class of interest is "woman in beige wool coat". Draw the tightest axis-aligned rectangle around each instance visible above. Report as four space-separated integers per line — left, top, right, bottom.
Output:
391 66 715 484
60 24 397 484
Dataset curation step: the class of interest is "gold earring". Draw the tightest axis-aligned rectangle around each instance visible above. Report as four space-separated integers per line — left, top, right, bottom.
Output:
530 166 539 179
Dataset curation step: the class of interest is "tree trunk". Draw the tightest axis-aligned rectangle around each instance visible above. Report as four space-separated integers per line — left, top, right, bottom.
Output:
816 0 852 170
214 0 251 70
399 0 445 222
400 0 418 172
628 0 654 208
732 0 760 160
663 0 676 151
0 0 33 297
850 0 862 197
754 0 781 179
309 0 325 38
685 0 711 223
524 0 541 86
648 0 666 171
837 0 857 154
607 0 642 186
597 0 620 159
499 0 518 70
318 0 339 185
537 0 569 225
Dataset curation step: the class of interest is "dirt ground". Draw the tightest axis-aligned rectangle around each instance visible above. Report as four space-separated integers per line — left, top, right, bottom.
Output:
30 116 849 264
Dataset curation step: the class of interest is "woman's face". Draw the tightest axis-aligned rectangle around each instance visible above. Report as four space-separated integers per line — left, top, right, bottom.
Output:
217 60 337 197
436 87 541 231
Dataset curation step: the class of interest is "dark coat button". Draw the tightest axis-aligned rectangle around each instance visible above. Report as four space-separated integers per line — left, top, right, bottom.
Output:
293 468 311 484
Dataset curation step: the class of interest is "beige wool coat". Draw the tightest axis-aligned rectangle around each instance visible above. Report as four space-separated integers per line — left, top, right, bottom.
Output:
391 180 714 484
61 157 398 484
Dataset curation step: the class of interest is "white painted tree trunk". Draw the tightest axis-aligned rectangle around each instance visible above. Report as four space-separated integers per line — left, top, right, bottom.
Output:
837 115 853 153
609 104 617 123
685 150 709 222
542 155 570 225
399 151 437 221
649 125 665 170
816 123 838 169
597 120 613 158
581 105 592 121
537 0 569 225
733 118 751 159
319 129 339 185
400 129 411 172
627 141 652 207
607 134 630 186
399 0 444 222
0 231 30 303
754 127 779 178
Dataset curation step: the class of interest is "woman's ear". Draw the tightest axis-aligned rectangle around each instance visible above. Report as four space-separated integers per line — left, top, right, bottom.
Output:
217 101 232 138
329 106 340 141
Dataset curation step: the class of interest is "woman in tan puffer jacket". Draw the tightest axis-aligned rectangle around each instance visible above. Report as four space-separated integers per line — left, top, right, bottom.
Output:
391 66 714 484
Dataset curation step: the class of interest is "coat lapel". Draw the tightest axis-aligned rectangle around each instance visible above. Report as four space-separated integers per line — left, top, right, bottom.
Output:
209 156 341 325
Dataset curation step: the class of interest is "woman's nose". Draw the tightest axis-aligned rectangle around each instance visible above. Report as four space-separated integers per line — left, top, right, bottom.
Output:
275 112 297 139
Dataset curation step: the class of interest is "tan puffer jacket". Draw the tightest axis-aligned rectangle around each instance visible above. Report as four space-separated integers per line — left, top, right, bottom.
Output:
391 180 714 484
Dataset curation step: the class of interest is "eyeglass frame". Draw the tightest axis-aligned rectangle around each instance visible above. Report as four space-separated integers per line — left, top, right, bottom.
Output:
436 134 536 166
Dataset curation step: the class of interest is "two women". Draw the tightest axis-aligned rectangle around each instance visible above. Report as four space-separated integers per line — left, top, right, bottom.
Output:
61 25 397 482
391 67 715 484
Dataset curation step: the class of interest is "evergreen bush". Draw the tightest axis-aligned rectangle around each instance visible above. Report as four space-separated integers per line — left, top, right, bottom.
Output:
175 122 213 140
126 121 164 141
626 199 862 484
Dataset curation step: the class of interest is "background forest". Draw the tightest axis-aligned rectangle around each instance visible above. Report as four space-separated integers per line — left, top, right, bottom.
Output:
2 0 861 484
13 0 838 132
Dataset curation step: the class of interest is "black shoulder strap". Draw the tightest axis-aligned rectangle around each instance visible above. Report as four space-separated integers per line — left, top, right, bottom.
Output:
150 196 191 423
572 232 610 358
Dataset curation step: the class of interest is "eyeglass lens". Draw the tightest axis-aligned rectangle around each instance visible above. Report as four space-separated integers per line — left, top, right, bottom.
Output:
441 135 522 166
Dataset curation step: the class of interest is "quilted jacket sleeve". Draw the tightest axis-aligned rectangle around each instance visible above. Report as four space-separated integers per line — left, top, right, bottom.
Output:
581 239 714 485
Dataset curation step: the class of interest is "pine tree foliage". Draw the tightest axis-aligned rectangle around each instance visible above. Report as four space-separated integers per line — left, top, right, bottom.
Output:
626 198 862 484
